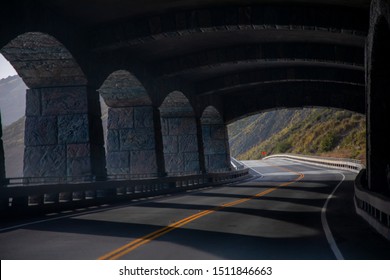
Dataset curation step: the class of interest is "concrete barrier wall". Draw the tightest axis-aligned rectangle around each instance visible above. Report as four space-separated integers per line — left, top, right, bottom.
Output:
0 169 250 215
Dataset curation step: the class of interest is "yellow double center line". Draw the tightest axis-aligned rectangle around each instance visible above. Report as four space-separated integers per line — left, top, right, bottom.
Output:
98 163 304 260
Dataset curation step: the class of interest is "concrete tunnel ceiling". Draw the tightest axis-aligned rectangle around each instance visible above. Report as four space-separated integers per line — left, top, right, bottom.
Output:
0 0 369 121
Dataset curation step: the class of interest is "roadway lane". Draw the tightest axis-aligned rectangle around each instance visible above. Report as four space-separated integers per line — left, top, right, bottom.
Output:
1 158 390 259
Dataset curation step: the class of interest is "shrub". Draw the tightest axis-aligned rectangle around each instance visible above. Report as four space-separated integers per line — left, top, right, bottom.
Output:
275 140 292 153
320 133 336 152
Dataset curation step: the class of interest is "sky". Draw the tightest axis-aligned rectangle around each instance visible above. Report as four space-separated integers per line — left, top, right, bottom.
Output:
0 54 17 79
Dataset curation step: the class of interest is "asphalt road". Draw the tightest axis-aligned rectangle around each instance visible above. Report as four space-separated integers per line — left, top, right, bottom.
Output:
1 158 390 260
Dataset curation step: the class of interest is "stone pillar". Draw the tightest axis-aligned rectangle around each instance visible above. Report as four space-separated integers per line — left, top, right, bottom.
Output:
367 78 390 193
202 122 231 172
161 115 200 175
106 106 158 177
23 86 106 180
366 0 390 194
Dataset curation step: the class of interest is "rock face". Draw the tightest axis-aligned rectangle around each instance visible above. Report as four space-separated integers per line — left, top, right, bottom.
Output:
23 86 106 179
228 108 366 162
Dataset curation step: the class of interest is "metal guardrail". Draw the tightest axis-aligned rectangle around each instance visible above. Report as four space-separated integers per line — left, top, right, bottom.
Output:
263 153 364 173
0 169 250 214
230 157 246 170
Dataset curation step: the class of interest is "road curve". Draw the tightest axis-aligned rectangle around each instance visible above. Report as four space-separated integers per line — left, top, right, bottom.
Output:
1 158 389 260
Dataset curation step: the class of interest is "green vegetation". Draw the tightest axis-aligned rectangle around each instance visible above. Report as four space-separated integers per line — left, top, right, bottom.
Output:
228 108 366 163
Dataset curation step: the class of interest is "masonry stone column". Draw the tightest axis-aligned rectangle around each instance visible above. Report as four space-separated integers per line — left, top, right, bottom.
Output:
366 0 390 194
100 70 159 178
23 86 106 180
160 91 200 175
201 106 231 172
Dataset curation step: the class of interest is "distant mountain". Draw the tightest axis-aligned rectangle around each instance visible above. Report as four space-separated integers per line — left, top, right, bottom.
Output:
2 116 24 177
228 108 366 163
0 75 26 177
0 75 27 126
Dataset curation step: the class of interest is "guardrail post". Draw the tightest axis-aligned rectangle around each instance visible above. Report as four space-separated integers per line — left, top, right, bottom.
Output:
29 194 44 206
95 188 114 199
45 193 60 204
73 191 86 201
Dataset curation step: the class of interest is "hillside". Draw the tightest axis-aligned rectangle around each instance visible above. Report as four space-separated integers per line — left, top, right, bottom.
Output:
2 116 25 177
0 75 27 126
228 108 366 163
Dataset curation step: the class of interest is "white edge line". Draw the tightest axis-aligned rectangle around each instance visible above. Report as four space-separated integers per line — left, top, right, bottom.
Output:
267 157 346 260
321 172 346 260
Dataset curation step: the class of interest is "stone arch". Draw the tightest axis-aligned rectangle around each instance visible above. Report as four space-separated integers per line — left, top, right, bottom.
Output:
201 106 231 172
159 91 200 175
0 32 87 88
99 70 158 177
159 91 195 118
366 0 390 193
99 70 152 107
